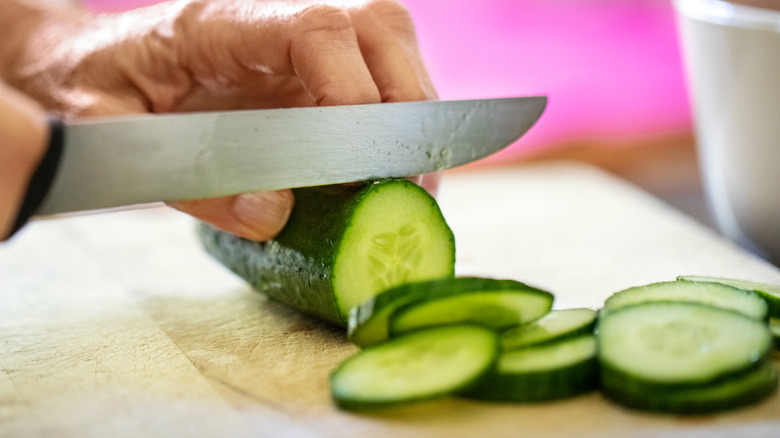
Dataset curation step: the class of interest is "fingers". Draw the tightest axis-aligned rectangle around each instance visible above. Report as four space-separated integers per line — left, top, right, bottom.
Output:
180 0 436 108
170 189 294 242
347 0 438 102
286 0 437 105
0 82 49 239
287 4 382 106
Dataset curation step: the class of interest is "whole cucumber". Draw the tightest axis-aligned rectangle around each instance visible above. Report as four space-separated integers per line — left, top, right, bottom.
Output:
198 179 456 326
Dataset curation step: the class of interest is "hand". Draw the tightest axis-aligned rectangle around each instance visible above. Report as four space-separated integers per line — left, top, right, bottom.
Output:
0 81 48 240
3 0 438 241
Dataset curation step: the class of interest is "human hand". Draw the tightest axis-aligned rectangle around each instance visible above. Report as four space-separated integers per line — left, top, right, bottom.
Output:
3 0 438 241
0 81 48 240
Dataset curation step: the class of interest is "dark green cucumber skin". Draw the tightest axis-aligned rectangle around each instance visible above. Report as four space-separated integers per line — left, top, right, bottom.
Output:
597 356 771 396
600 361 778 414
463 353 599 403
198 180 452 326
198 220 341 325
464 359 598 403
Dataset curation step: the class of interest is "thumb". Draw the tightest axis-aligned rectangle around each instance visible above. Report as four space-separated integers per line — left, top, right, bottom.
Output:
0 82 48 240
170 189 294 241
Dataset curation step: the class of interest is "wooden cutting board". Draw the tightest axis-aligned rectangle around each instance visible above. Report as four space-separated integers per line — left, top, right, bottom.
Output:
1 161 778 438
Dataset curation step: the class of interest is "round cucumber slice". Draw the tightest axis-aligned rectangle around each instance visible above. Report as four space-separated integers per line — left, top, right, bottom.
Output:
501 308 597 351
389 287 554 337
678 275 780 319
348 277 553 348
603 280 768 321
771 318 780 350
597 301 772 386
464 334 598 402
330 325 499 411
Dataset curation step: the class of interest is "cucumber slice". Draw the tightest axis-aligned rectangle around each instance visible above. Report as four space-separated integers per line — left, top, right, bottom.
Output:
387 279 554 338
771 318 780 350
330 325 499 410
678 275 780 318
349 277 553 348
464 334 598 402
198 180 455 325
601 360 778 414
597 301 772 386
501 308 597 351
603 281 768 321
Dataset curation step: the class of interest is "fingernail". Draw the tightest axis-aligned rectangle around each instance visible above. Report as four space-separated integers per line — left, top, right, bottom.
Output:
233 190 294 241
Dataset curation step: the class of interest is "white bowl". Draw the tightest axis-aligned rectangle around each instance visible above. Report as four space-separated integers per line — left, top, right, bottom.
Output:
675 0 780 265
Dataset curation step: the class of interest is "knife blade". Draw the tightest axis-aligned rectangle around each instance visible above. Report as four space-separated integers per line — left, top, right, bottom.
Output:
16 96 546 227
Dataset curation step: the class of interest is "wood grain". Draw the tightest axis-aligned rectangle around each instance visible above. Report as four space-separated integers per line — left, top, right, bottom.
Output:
1 161 778 438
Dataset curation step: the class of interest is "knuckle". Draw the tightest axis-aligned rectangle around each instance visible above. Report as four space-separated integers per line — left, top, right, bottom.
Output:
360 0 415 32
294 4 354 35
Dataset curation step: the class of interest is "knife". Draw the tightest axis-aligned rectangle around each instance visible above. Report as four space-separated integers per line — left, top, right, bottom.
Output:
11 96 547 235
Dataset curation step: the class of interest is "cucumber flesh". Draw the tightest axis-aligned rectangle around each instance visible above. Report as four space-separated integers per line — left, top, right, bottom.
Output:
603 280 768 321
464 334 598 402
601 360 778 414
331 182 455 319
597 301 772 386
198 179 455 326
501 308 597 351
349 277 553 348
330 325 498 410
678 275 780 318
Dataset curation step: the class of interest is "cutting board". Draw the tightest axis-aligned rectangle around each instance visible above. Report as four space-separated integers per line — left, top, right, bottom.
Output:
1 161 778 438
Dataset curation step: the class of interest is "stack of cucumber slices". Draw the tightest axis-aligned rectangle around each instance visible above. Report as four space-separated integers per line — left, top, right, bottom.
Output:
198 179 779 415
334 277 600 409
598 277 778 413
333 276 780 413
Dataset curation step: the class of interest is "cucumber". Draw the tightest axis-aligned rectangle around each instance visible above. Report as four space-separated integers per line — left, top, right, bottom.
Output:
388 281 554 337
599 301 777 413
464 334 598 402
602 280 768 321
348 277 553 348
772 318 780 350
598 301 772 386
198 180 455 325
601 359 778 414
678 275 780 318
330 324 499 411
597 300 777 413
500 308 597 351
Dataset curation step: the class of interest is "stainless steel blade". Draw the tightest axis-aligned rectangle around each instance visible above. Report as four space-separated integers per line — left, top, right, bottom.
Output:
36 96 546 215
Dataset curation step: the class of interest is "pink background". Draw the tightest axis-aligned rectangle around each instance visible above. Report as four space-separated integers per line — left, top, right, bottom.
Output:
83 0 691 160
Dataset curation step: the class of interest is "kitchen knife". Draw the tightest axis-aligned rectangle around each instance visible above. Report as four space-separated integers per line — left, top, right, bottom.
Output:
11 96 547 235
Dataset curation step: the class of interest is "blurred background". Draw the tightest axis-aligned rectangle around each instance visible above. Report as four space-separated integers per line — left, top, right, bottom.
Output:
83 0 704 219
